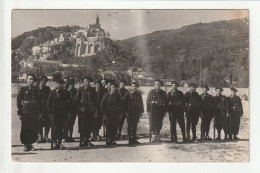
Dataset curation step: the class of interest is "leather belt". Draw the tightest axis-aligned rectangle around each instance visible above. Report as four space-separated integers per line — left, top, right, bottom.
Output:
150 101 165 106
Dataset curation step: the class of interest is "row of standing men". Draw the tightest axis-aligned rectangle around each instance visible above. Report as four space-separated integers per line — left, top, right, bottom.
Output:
17 74 243 151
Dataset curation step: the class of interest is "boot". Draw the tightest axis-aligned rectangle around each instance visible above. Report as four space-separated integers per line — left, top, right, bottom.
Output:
234 135 240 140
224 134 228 141
53 141 58 150
23 144 31 152
129 137 133 145
79 137 85 147
37 134 44 143
133 136 140 144
151 135 157 143
228 134 233 140
186 135 191 142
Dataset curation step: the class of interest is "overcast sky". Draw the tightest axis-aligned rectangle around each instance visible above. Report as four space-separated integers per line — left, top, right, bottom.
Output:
12 9 248 40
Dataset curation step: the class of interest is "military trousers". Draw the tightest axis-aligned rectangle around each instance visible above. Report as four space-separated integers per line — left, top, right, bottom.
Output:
93 110 103 134
231 114 241 136
128 110 141 140
51 114 66 143
106 110 120 143
169 110 186 141
215 111 232 137
186 108 200 139
118 111 128 136
79 110 95 140
200 109 213 139
39 114 51 136
20 113 39 145
150 104 165 134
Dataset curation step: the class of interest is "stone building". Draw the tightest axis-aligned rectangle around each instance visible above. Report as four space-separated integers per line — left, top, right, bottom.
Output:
75 14 107 57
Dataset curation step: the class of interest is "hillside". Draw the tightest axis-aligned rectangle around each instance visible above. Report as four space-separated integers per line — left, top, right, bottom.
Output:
117 18 249 87
11 19 249 87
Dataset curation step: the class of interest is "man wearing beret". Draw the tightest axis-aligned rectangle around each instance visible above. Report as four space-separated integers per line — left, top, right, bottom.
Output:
184 83 201 142
167 81 186 143
147 79 168 142
199 85 214 141
17 74 42 151
117 79 130 139
47 78 72 149
64 79 78 142
229 87 243 140
75 77 97 147
128 82 144 144
37 75 52 143
101 82 122 145
213 87 231 141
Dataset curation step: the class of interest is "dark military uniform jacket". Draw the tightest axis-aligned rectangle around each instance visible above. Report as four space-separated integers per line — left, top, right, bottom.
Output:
119 87 130 112
17 85 42 115
167 89 185 113
128 90 144 113
229 95 243 116
96 87 107 113
47 87 72 116
69 87 77 114
184 91 201 112
200 93 214 111
101 91 122 115
146 89 168 113
213 94 230 116
39 85 51 114
75 86 97 113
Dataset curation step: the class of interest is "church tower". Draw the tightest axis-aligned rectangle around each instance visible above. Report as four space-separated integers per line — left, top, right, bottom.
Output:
96 13 100 28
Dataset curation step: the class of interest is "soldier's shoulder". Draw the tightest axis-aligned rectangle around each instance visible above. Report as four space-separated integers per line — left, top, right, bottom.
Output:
160 89 166 94
177 89 184 94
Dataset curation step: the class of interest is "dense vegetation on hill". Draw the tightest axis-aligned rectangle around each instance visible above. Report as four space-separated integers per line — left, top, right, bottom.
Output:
11 19 249 87
118 19 249 87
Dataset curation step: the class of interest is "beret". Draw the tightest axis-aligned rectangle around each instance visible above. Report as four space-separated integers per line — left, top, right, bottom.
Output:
154 79 163 86
171 81 179 87
215 87 223 91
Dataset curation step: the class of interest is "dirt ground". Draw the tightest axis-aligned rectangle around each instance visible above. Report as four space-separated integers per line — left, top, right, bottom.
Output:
11 86 249 162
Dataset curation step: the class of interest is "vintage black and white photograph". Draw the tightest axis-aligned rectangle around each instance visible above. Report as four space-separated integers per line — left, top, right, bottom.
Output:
11 9 249 162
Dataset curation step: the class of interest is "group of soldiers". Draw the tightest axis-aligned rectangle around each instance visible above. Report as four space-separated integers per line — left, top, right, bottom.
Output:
147 80 243 143
16 74 243 152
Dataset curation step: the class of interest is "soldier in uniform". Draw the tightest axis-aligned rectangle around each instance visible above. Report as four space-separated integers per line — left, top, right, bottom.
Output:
184 83 201 142
101 79 107 89
47 78 72 149
17 74 42 151
63 77 69 87
167 81 186 143
92 81 106 140
117 79 130 139
128 82 144 144
213 87 232 141
75 77 97 147
65 79 78 142
229 87 243 140
37 75 51 143
146 79 168 142
199 85 214 141
101 82 122 145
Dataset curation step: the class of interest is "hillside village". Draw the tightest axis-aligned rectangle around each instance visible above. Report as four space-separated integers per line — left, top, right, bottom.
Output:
11 17 249 87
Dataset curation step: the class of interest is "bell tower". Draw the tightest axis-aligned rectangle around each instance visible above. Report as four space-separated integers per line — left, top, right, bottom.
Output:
96 13 100 28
